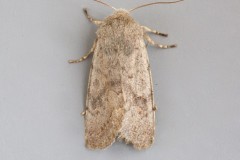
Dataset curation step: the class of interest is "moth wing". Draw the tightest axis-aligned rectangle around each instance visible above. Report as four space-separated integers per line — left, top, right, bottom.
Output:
119 39 155 150
84 41 125 149
85 30 155 150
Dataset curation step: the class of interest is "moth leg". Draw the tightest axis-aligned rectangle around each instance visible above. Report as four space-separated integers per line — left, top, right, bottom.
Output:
83 8 102 26
153 105 157 111
142 26 168 37
81 111 86 116
68 39 97 63
144 34 177 49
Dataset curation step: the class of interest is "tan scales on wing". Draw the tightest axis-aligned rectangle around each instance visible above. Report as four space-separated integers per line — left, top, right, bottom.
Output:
85 10 155 150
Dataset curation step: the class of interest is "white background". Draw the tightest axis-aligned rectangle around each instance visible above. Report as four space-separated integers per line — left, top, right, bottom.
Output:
1 0 240 160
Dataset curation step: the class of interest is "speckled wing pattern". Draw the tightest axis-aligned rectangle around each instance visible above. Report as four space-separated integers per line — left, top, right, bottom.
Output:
84 12 155 150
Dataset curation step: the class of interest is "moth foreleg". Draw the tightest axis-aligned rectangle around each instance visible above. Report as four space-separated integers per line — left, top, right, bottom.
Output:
68 39 97 64
83 8 102 26
144 34 177 49
142 26 168 37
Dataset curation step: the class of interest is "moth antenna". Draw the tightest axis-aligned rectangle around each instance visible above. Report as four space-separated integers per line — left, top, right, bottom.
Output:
94 0 117 11
129 0 184 12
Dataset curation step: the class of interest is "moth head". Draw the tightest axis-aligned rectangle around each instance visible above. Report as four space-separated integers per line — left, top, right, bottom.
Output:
107 9 132 22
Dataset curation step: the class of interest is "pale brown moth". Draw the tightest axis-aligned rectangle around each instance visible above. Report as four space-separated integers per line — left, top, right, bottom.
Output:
69 0 183 150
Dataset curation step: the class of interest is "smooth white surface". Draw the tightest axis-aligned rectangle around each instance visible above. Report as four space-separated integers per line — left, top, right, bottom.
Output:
1 0 240 160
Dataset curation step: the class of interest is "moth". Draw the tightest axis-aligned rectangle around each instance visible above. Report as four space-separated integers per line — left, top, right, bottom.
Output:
69 0 183 150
